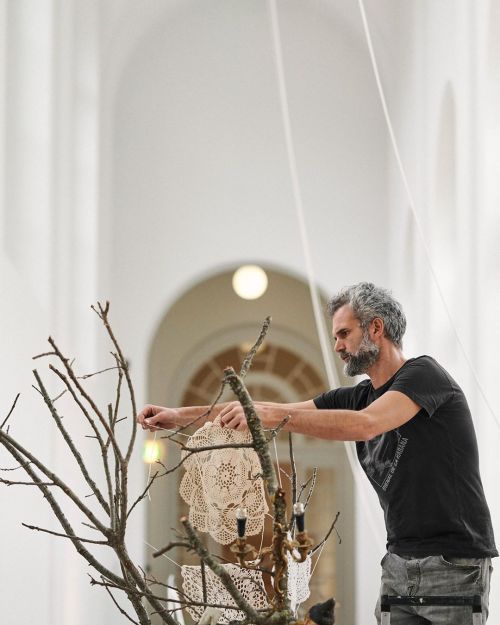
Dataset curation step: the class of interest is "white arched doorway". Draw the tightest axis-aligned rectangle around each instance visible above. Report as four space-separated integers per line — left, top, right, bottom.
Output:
144 266 355 625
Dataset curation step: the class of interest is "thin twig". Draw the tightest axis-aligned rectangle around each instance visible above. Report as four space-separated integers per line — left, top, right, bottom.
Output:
100 582 141 625
127 471 160 519
153 541 191 558
1 478 55 486
296 472 315 502
79 365 122 380
265 415 291 440
1 393 20 430
302 467 318 510
32 351 58 360
22 523 109 545
239 316 271 378
311 511 342 553
288 433 297 528
33 369 110 516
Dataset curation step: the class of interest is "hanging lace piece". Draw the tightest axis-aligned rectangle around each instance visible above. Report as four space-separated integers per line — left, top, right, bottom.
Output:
179 417 268 544
287 551 311 611
181 564 268 624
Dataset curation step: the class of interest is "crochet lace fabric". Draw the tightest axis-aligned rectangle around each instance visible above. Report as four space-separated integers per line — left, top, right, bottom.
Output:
287 552 311 610
181 564 268 624
179 417 268 544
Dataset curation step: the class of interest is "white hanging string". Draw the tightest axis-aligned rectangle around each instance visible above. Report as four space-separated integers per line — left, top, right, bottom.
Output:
310 540 327 578
267 0 385 551
146 430 159 502
356 0 500 433
272 437 283 489
145 540 182 570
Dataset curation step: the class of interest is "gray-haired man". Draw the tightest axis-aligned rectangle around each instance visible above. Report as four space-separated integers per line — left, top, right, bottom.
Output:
138 282 497 623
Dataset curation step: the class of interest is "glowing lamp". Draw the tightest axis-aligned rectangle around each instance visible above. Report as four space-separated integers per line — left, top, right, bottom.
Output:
232 265 268 300
143 439 162 464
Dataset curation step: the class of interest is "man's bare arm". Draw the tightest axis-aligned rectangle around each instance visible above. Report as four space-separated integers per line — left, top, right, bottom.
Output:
137 403 229 432
219 392 421 440
137 399 315 432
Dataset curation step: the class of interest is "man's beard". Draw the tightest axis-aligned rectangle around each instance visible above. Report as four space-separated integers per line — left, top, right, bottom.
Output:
341 331 380 377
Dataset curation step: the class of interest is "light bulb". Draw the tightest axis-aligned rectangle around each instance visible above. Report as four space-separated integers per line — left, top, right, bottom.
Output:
232 265 268 300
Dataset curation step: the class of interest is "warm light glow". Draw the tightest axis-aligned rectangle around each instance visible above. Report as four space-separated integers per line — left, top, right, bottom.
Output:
143 440 163 464
232 265 268 300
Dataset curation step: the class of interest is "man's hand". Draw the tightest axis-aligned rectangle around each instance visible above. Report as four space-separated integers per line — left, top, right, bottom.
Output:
218 401 249 431
136 404 181 432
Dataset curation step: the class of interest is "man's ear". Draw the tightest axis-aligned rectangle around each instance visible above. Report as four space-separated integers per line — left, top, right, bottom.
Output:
371 317 384 339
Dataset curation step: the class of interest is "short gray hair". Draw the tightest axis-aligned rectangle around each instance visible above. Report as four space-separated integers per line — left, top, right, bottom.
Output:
327 282 406 348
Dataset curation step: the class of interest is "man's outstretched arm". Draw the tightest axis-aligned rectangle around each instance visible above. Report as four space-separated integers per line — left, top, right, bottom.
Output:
136 399 315 432
219 391 421 441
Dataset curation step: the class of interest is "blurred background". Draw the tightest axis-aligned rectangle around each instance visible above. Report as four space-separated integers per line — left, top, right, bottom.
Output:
1 1 499 623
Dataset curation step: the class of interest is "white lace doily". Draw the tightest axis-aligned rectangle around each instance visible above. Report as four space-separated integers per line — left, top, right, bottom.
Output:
181 564 268 624
179 417 268 544
287 551 311 610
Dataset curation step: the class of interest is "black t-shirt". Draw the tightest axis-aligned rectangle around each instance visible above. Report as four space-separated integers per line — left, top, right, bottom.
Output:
314 356 498 558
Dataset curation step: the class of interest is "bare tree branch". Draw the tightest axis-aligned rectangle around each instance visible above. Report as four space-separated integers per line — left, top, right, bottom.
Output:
223 368 277 497
22 523 109 545
1 393 20 430
311 511 342 554
33 369 110 516
239 316 271 378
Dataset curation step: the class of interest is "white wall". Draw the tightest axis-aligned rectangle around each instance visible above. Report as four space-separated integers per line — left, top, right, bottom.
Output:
103 6 389 619
384 1 500 621
4 1 499 624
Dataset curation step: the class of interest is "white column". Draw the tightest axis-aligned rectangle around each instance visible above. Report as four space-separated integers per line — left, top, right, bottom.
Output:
3 0 54 310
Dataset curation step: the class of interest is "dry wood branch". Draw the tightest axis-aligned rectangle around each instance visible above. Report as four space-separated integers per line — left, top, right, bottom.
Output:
296 472 315 503
32 351 58 360
288 433 298 529
0 428 108 535
266 415 291 440
240 316 271 378
224 367 277 497
79 365 122 380
91 577 250 612
91 302 137 464
127 471 160 519
311 511 341 554
22 523 109 545
0 435 125 587
179 517 262 623
102 583 141 625
3 310 330 625
33 369 110 516
49 361 118 528
302 467 318 511
153 541 191 558
1 393 20 430
1 478 55 486
47 343 124 464
154 441 256 480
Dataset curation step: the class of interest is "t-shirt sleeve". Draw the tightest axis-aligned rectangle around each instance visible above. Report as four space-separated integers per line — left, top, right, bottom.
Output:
313 385 359 410
389 356 455 418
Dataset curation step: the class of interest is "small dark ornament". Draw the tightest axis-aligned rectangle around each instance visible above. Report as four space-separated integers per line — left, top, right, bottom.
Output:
306 597 336 625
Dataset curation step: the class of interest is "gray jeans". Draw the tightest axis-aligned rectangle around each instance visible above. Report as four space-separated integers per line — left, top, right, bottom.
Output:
375 553 493 624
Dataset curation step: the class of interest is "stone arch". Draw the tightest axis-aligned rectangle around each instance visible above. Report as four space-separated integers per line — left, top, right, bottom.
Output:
144 266 355 624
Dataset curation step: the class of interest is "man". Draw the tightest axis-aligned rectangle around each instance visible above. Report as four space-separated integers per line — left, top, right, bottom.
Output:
137 282 497 623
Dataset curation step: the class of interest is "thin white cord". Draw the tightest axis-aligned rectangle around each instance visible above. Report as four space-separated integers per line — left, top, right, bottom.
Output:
357 0 500 432
310 541 326 578
268 0 385 551
273 437 283 489
144 540 182 570
146 431 158 502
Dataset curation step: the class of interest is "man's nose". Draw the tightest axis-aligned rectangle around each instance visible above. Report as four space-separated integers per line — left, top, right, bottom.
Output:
334 339 344 353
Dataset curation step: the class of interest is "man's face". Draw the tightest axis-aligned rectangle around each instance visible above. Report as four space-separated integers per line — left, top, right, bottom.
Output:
331 304 380 376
